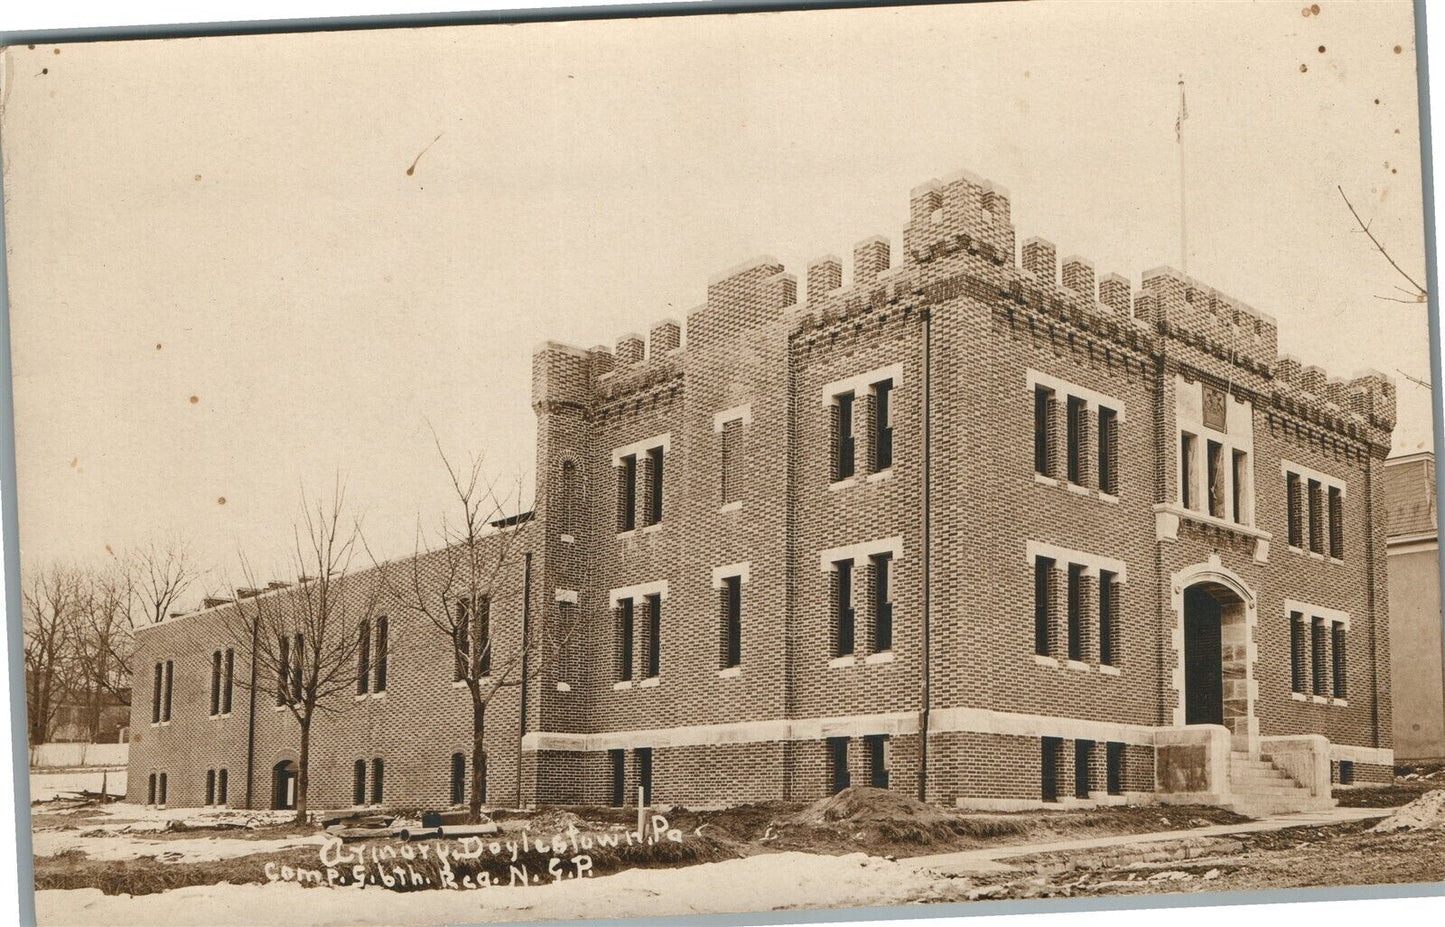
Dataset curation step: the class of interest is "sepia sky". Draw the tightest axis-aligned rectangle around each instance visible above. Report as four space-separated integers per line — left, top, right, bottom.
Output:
0 0 1430 599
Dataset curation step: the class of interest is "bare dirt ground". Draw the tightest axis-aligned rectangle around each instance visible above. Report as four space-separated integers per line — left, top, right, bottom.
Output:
28 766 1445 922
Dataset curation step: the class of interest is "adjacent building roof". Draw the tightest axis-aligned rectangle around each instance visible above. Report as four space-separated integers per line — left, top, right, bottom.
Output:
1385 451 1437 540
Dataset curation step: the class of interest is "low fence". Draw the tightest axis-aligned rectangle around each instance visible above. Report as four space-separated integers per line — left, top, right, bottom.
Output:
29 742 129 769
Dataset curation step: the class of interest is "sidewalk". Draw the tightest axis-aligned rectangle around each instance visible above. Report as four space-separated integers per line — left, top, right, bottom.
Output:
904 806 1389 875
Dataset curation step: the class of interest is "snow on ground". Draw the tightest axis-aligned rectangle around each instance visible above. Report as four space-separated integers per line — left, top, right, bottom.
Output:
1371 789 1445 832
36 851 957 927
32 828 327 863
29 769 127 804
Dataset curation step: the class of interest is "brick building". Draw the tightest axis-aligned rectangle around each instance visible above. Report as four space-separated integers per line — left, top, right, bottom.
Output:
128 168 1397 816
1385 452 1444 761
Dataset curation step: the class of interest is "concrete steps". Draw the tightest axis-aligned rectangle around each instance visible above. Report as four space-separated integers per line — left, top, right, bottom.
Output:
1225 751 1332 818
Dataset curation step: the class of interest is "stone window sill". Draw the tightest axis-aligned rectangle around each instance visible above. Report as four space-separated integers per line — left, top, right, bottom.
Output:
1035 472 1120 506
560 534 575 544
1311 694 1329 704
1099 664 1121 676
556 681 572 692
866 469 894 484
1065 659 1090 672
717 666 742 678
828 654 858 669
864 651 895 665
613 680 633 691
1032 654 1059 668
1291 691 1307 701
829 476 861 492
718 501 743 514
639 676 661 688
642 523 663 535
371 691 387 700
616 529 637 540
1332 697 1349 707
451 680 467 689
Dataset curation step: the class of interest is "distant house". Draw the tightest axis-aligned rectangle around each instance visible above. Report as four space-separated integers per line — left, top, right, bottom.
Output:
1385 452 1445 761
51 688 131 745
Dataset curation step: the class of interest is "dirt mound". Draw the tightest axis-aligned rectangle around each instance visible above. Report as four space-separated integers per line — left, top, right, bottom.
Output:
791 787 957 827
1371 789 1445 832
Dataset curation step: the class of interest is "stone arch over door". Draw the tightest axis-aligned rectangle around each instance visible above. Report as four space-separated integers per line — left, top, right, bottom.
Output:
1169 556 1259 754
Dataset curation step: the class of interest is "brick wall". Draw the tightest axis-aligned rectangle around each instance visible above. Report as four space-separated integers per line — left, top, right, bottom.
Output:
128 167 1395 811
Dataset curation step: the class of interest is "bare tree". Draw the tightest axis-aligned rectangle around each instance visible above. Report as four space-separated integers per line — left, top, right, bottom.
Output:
22 564 83 746
71 566 131 739
224 481 376 824
372 439 561 821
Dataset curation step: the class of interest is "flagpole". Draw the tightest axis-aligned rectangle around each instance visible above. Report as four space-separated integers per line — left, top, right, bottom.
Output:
1178 76 1188 273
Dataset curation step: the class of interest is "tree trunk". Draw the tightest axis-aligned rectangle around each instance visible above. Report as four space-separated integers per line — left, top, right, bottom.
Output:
296 716 311 827
469 700 487 822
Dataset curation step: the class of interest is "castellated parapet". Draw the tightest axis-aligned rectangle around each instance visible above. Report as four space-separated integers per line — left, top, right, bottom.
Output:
534 167 1393 449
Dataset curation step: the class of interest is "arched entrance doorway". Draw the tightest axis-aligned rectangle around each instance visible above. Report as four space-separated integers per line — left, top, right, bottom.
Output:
1182 580 1250 743
272 760 297 810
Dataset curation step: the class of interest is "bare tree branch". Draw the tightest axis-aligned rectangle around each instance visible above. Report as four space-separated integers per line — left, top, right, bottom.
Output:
1339 185 1428 303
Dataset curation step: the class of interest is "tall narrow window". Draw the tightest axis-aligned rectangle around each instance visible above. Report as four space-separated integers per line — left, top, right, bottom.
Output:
290 633 303 699
453 606 469 682
1232 449 1248 524
720 420 743 506
373 618 388 693
217 768 228 805
210 651 222 716
834 559 855 657
618 454 637 532
222 648 234 714
1181 433 1198 509
1066 564 1084 661
158 772 168 806
559 460 580 536
866 735 889 789
1328 487 1344 559
1041 738 1060 803
617 598 634 682
635 748 653 805
834 393 856 481
353 759 367 805
162 660 173 721
206 769 216 806
147 773 156 806
1074 740 1092 799
276 635 289 706
1098 570 1116 666
1034 386 1053 476
1106 742 1124 796
477 599 491 677
1308 479 1324 554
644 594 662 679
873 379 894 471
1287 472 1304 547
871 552 893 653
1097 406 1118 495
371 758 384 805
1312 617 1327 696
152 662 163 723
1290 612 1307 693
357 619 372 693
609 749 626 807
1207 440 1225 518
827 737 850 794
646 446 664 525
1332 624 1347 699
450 753 466 806
1034 556 1054 657
721 576 742 669
1066 396 1085 484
